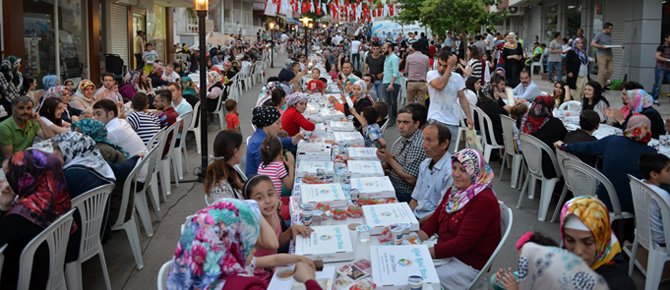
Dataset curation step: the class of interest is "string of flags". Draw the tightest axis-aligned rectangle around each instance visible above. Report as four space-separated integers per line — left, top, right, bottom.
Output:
264 0 403 22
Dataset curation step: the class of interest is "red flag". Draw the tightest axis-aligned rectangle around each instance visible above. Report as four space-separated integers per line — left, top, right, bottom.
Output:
302 1 308 13
389 4 393 15
317 3 321 15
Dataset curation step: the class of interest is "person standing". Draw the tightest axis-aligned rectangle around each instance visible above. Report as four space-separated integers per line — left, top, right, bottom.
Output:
134 31 145 70
502 33 524 88
350 36 362 71
405 42 430 105
365 42 386 102
381 42 401 126
591 23 614 88
547 32 563 82
652 34 670 105
444 31 456 53
485 30 495 55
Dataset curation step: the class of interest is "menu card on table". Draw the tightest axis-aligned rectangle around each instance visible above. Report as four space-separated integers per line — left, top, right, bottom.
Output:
300 183 347 208
350 176 395 199
370 245 441 290
295 225 355 262
348 160 385 178
362 202 420 235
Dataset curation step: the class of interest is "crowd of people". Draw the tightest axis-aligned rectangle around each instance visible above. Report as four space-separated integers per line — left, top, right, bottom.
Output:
0 19 670 290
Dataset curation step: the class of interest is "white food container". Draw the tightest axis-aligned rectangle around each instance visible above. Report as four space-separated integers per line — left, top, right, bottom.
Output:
295 225 355 262
300 184 347 208
333 131 365 146
347 160 385 178
347 147 380 161
350 176 395 199
362 202 420 235
296 161 335 177
370 245 441 290
296 140 332 161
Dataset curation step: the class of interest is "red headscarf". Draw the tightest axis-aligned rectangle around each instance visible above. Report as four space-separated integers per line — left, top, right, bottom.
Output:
521 95 555 134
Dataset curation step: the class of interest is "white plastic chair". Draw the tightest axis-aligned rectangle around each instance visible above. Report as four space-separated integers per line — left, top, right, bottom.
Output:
558 100 581 111
112 153 151 269
550 150 578 222
157 261 172 290
529 53 544 75
161 119 182 197
146 129 167 204
211 90 226 129
65 184 115 290
398 76 408 106
391 136 402 154
0 243 7 285
499 115 524 189
18 208 76 289
517 133 563 221
473 106 504 162
174 111 194 180
626 174 670 290
136 144 163 238
379 118 390 134
234 164 248 182
465 201 513 290
188 102 203 154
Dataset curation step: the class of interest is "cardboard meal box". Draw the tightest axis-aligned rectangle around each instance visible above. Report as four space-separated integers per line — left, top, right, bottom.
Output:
350 176 395 199
369 245 441 290
347 160 385 178
300 184 347 208
296 161 335 177
295 225 355 262
362 203 420 235
320 108 346 120
329 120 356 132
347 147 379 161
296 140 332 161
333 132 365 146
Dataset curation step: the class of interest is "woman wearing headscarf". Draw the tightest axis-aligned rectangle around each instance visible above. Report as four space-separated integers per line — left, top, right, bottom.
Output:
119 70 154 102
165 199 322 290
0 149 72 289
70 80 97 111
605 88 666 139
517 242 609 290
565 37 591 101
418 149 501 289
41 85 86 123
222 60 238 80
207 71 224 113
557 196 635 289
42 75 58 92
516 95 567 178
502 33 524 88
281 92 316 137
555 114 656 215
245 106 303 178
180 76 201 108
149 67 170 88
71 118 130 163
256 81 289 108
0 56 24 121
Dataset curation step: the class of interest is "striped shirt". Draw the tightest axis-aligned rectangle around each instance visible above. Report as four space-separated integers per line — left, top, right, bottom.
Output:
467 59 482 79
257 161 288 194
126 111 161 145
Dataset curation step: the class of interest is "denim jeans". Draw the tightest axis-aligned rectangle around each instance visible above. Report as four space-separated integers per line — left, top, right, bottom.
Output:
351 53 360 71
373 80 384 103
652 66 670 101
381 83 401 121
547 61 562 81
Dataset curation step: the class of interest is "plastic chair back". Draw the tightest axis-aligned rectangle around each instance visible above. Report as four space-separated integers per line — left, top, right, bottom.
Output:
499 115 517 155
0 244 6 285
391 136 402 154
18 208 76 290
147 128 166 151
114 153 150 227
518 133 562 180
629 175 652 253
164 120 181 159
474 106 501 147
178 111 194 144
234 164 248 182
563 157 627 219
70 184 114 262
555 149 576 192
465 201 513 290
157 261 172 290
558 100 581 111
379 118 390 134
188 102 201 132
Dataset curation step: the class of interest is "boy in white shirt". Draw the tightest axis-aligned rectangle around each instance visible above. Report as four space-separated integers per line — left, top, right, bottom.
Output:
161 63 180 82
142 43 159 75
639 153 670 246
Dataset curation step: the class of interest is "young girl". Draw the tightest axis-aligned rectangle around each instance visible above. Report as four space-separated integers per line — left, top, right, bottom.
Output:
258 135 295 193
243 175 314 286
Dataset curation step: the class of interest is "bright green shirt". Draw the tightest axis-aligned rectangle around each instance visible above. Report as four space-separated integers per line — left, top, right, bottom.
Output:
0 117 41 159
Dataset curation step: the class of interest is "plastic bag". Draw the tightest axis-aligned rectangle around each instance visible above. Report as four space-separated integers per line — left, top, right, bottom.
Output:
466 128 484 153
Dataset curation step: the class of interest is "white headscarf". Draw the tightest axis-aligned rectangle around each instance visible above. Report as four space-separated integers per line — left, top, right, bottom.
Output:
52 132 116 183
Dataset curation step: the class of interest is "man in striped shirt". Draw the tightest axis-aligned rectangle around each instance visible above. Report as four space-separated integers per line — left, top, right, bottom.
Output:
125 92 161 146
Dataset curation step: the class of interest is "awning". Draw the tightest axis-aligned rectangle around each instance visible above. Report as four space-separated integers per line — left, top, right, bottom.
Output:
278 15 300 24
153 0 195 7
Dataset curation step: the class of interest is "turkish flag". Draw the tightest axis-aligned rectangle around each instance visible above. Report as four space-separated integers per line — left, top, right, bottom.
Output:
302 1 308 13
317 3 321 15
389 4 393 15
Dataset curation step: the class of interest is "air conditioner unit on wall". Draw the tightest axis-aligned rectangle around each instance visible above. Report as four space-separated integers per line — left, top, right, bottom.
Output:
507 7 525 16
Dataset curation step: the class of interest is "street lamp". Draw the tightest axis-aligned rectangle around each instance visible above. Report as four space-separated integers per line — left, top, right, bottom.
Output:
299 17 312 55
269 22 275 68
195 0 209 180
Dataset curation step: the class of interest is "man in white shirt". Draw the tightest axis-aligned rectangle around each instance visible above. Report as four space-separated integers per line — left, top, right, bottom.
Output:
167 82 194 139
92 99 148 181
350 36 362 70
426 50 474 153
161 63 180 82
513 70 542 102
485 30 495 55
94 73 122 102
332 32 343 45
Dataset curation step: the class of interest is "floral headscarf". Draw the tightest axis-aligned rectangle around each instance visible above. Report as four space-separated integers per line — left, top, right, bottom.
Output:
560 196 621 270
252 106 281 128
75 80 96 103
627 89 653 114
166 199 262 289
0 56 24 102
521 95 555 134
285 92 308 107
623 114 652 143
5 149 72 229
518 242 608 290
124 71 140 86
572 37 588 65
38 86 68 112
222 61 232 70
352 80 368 96
181 77 199 97
444 149 495 214
151 66 164 77
52 132 116 183
72 119 130 158
208 71 222 84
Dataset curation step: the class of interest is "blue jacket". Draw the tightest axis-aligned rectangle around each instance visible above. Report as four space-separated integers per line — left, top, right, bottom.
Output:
245 129 296 178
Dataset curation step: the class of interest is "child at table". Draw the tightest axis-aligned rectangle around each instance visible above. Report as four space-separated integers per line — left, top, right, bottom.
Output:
491 232 558 290
307 68 325 94
349 106 387 149
259 135 294 220
225 99 240 132
373 101 389 128
639 153 670 246
243 175 315 286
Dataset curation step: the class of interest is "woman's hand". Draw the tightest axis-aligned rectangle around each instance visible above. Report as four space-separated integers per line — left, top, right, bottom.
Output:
0 180 16 212
289 224 314 240
293 261 317 283
603 108 625 124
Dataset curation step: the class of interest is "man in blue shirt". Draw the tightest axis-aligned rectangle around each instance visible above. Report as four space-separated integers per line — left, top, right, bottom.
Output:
381 42 401 126
245 106 303 177
443 31 456 53
409 123 453 224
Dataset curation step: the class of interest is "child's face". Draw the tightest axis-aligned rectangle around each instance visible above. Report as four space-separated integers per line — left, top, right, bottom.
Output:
655 162 670 185
250 180 279 217
312 70 320 79
147 45 153 51
112 85 118 93
345 82 353 93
